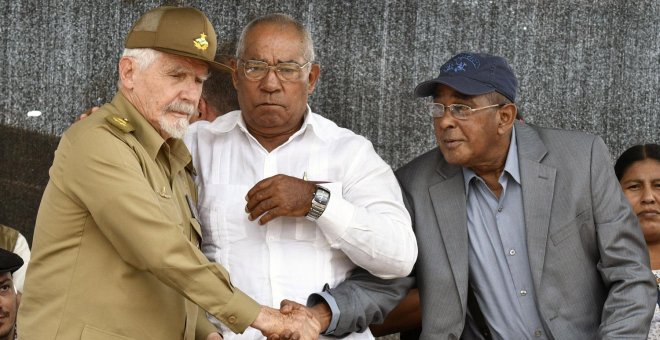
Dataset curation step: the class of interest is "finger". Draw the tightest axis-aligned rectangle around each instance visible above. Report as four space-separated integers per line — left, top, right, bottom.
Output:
246 185 275 213
259 207 284 225
280 299 298 308
280 299 293 312
246 176 276 202
280 304 292 314
248 197 277 221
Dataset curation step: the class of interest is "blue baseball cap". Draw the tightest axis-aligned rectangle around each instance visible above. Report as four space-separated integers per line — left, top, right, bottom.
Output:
414 52 518 102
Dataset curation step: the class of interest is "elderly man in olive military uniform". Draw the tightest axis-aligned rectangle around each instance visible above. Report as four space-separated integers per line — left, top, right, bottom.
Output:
18 7 319 340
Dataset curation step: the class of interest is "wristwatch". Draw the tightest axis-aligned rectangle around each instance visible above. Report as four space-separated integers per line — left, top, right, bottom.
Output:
305 185 331 221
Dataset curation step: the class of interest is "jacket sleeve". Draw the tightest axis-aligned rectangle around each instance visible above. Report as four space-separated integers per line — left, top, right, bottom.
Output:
322 267 414 337
589 136 656 338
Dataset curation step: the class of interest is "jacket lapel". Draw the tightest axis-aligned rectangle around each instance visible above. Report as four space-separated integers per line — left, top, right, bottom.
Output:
429 159 469 313
515 122 556 290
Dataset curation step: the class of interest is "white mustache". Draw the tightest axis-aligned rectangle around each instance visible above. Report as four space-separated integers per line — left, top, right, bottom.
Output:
165 102 197 117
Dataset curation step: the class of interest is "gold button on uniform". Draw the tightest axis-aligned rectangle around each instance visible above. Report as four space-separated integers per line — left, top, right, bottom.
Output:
228 315 237 324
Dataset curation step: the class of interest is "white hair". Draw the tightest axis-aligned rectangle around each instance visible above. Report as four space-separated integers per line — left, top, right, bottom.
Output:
122 48 161 69
117 48 162 88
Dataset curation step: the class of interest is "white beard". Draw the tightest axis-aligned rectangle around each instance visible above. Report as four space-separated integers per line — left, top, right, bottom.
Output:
158 101 197 139
158 115 189 139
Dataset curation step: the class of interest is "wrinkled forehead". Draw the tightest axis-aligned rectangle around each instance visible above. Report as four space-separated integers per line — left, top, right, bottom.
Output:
242 23 307 60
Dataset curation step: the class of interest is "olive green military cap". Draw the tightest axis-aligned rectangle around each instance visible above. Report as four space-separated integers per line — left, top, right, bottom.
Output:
125 6 232 72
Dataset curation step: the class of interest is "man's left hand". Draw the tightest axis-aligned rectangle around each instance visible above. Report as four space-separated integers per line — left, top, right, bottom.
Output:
245 174 316 225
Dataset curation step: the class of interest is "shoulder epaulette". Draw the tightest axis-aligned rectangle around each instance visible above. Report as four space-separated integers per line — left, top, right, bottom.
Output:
105 114 135 133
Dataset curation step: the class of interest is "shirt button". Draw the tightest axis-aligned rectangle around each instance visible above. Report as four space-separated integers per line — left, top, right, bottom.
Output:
228 315 237 324
509 249 516 256
497 206 503 212
520 289 527 296
534 329 542 337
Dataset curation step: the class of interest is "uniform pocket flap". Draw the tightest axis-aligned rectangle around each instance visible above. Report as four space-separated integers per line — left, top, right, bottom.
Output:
81 325 135 340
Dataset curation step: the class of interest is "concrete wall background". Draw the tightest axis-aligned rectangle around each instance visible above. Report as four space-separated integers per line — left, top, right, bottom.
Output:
0 2 658 336
2 1 658 165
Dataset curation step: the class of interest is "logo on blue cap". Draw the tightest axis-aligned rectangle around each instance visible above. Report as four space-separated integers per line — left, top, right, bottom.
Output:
441 53 481 74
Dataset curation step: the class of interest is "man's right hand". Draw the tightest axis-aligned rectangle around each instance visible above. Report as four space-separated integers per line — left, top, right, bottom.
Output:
251 305 320 340
267 299 331 339
278 299 331 335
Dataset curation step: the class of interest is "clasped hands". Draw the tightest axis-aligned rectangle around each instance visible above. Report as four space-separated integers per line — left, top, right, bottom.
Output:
252 299 332 340
245 174 318 225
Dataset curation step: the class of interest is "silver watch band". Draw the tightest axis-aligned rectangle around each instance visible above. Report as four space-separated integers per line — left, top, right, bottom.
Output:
305 185 330 221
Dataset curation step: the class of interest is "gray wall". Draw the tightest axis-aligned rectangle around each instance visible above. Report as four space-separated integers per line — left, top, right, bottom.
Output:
0 1 657 339
2 1 658 166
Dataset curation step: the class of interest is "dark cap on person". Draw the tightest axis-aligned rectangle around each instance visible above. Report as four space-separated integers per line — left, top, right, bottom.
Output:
124 6 232 72
414 52 518 102
0 248 23 274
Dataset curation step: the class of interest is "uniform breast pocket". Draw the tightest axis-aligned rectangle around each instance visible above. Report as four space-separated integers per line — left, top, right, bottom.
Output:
199 184 253 247
154 185 180 224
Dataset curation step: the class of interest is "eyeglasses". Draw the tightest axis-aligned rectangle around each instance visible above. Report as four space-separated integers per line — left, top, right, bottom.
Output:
427 103 505 120
239 59 312 82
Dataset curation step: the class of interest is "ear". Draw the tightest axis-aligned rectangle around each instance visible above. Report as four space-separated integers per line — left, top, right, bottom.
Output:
306 63 321 94
118 57 137 90
497 103 517 135
230 59 239 90
195 97 209 122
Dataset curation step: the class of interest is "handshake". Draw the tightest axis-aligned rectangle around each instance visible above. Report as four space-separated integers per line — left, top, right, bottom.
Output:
251 299 330 340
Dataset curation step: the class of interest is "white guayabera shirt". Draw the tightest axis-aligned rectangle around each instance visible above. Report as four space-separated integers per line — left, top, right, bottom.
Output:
184 108 417 340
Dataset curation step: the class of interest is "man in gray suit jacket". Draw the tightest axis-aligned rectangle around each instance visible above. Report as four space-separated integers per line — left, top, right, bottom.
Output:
390 52 656 339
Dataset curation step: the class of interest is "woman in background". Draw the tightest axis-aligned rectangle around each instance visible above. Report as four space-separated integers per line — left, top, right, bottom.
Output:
615 143 660 337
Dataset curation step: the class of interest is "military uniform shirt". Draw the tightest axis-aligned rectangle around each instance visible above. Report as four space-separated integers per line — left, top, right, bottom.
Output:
19 92 260 340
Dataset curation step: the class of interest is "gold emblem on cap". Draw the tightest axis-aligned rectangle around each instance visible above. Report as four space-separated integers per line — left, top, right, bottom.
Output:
193 33 209 51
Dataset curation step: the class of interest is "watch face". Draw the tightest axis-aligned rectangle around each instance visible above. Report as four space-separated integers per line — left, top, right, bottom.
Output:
315 187 330 205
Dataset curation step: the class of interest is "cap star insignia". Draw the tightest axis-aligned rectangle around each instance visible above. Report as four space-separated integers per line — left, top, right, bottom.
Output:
193 33 209 51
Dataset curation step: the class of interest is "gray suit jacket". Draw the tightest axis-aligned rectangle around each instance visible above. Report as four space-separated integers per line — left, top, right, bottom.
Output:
395 122 655 340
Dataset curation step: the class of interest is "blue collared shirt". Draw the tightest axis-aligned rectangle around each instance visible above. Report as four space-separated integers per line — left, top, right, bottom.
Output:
463 127 548 339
